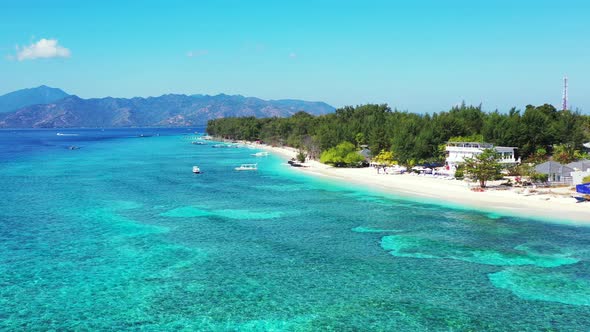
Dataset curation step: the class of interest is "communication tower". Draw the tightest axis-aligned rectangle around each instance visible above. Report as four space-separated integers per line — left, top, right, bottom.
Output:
562 76 568 111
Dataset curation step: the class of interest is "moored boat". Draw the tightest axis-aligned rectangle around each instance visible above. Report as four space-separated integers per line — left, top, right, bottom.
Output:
235 163 257 171
192 166 201 174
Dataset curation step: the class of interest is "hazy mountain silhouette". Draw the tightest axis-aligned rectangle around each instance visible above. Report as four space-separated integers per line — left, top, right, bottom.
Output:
0 89 334 128
0 85 70 113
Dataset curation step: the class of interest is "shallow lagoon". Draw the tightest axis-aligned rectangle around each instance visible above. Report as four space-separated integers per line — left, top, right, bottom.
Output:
1 129 589 331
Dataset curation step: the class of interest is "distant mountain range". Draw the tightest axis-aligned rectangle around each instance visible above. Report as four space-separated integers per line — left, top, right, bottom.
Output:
0 85 69 113
0 86 335 128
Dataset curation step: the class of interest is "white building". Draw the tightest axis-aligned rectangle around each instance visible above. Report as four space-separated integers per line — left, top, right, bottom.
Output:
571 170 590 186
567 159 590 185
445 142 518 169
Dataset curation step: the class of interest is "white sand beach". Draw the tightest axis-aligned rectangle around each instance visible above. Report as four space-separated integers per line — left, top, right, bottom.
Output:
249 143 590 224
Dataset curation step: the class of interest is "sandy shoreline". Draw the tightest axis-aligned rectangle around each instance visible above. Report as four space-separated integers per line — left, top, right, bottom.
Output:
246 142 590 225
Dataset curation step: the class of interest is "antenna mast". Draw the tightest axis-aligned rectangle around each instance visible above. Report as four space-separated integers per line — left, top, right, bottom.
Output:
562 75 568 111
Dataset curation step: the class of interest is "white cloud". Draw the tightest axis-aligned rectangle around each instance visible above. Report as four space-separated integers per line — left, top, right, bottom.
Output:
289 52 297 58
186 50 208 57
16 38 71 61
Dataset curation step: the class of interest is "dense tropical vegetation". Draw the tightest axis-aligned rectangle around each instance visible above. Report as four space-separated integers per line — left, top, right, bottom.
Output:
207 103 590 166
319 142 365 167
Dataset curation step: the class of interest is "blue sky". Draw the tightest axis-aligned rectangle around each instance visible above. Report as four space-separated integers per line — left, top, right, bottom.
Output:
1 0 589 112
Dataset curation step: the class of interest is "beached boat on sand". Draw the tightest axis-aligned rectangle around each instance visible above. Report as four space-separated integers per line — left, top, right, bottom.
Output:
288 160 303 167
574 183 590 202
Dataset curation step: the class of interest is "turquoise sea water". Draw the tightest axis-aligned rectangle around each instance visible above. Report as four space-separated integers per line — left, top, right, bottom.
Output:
1 129 590 331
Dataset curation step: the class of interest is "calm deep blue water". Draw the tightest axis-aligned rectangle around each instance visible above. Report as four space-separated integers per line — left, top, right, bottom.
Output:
1 128 590 331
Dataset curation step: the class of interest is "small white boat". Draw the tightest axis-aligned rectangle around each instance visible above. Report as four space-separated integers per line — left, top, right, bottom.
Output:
251 151 269 157
192 166 201 174
235 163 257 171
57 133 79 136
192 141 207 145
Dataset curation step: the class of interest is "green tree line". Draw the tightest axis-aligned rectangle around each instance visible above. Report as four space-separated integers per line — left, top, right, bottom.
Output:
207 103 590 165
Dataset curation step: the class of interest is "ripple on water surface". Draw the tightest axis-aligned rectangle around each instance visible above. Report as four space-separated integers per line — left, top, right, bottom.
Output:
489 267 590 306
380 235 579 267
74 200 168 236
161 206 283 220
352 226 400 233
254 183 311 192
4 131 590 330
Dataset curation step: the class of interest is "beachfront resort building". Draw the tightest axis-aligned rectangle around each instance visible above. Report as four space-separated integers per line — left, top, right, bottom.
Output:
445 142 518 169
533 159 590 186
535 161 575 185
